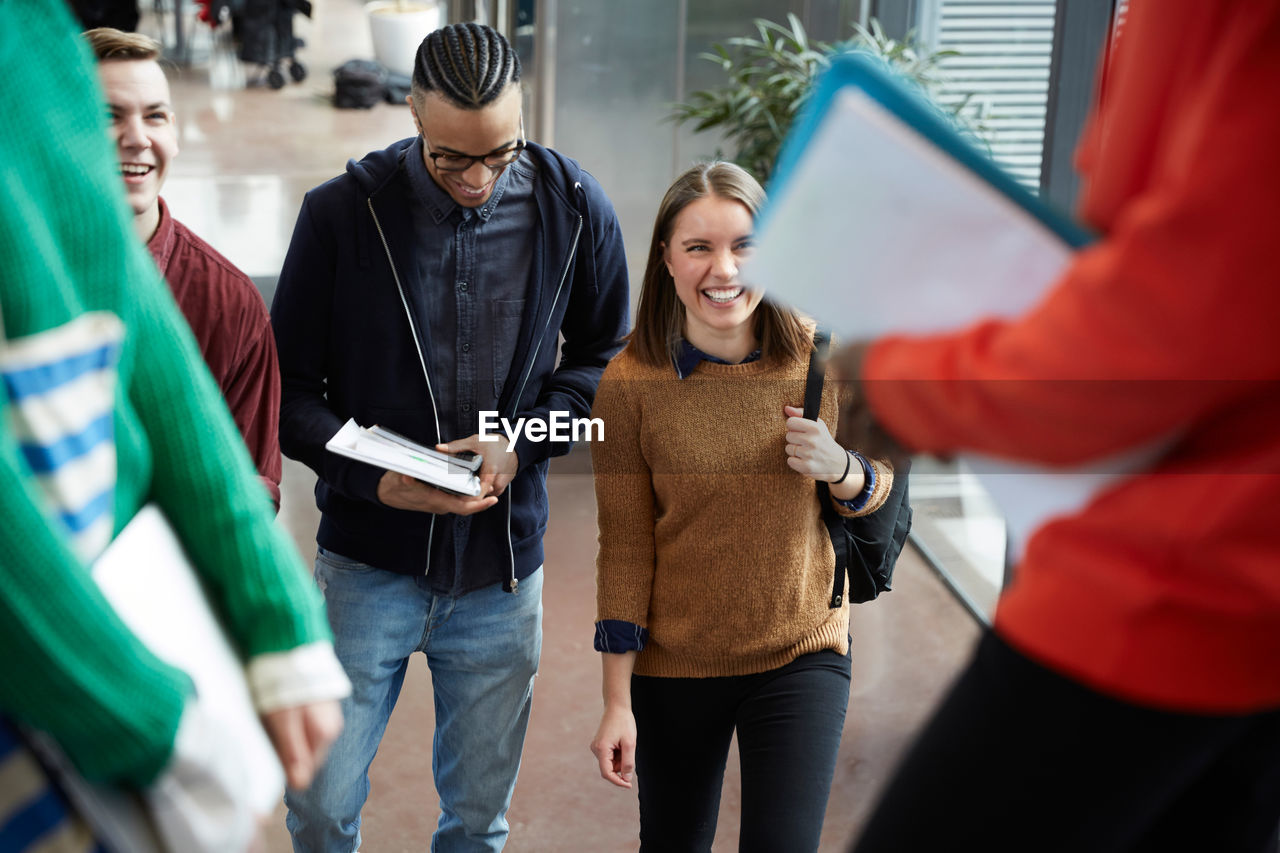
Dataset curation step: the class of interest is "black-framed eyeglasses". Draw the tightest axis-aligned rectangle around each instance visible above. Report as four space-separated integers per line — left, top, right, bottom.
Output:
425 116 526 173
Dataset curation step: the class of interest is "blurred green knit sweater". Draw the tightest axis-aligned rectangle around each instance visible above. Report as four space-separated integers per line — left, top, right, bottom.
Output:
0 1 331 787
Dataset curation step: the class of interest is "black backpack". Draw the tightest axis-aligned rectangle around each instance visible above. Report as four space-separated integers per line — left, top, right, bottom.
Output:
805 328 913 606
333 59 387 110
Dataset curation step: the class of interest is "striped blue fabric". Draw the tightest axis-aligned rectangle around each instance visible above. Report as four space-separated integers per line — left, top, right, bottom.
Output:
0 789 67 850
1 316 120 850
58 487 115 535
0 313 122 563
1 343 118 401
18 414 113 474
0 718 101 853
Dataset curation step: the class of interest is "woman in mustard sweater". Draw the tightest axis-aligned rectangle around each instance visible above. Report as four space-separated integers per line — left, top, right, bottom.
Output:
588 162 893 851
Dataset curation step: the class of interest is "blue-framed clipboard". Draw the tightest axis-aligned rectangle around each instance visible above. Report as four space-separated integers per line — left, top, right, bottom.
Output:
746 52 1095 341
746 53 1147 565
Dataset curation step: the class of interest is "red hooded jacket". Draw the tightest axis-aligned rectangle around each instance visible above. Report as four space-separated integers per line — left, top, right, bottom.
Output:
864 0 1280 712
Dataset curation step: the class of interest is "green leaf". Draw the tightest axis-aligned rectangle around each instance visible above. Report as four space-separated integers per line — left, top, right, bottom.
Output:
666 14 980 176
697 50 731 70
787 13 807 50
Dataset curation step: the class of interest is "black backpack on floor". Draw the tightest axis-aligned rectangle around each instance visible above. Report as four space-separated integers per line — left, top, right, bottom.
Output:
333 59 386 110
805 328 913 606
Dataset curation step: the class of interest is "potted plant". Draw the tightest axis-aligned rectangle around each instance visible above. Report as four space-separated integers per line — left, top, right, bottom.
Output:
670 14 977 183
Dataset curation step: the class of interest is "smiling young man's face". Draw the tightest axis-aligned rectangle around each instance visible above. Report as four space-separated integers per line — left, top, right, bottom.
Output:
98 58 177 230
410 86 523 208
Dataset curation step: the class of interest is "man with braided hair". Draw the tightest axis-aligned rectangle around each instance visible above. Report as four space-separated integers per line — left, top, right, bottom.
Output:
271 21 629 852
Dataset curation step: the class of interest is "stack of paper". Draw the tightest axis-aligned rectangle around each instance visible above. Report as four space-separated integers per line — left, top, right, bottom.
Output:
326 419 484 497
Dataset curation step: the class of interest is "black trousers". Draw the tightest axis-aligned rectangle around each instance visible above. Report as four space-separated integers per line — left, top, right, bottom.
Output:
853 632 1280 853
632 648 852 853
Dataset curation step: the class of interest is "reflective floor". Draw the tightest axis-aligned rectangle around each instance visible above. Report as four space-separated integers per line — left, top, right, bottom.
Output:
139 4 986 850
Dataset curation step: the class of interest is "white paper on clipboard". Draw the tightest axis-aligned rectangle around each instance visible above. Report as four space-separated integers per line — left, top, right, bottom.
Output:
744 56 1157 557
745 87 1075 341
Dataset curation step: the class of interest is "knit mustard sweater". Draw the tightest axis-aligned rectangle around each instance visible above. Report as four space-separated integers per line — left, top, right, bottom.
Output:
591 344 893 678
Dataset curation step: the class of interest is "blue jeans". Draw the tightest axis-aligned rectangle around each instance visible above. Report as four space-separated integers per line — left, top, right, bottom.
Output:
285 549 543 853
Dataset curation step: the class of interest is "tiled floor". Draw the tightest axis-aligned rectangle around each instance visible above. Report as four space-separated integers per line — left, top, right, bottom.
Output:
158 2 409 279
270 460 980 853
139 4 985 850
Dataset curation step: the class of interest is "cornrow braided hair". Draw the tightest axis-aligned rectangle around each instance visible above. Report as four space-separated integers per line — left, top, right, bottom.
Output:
413 22 521 109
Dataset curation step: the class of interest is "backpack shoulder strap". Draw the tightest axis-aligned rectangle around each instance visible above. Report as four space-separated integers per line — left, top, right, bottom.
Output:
804 327 846 608
804 327 829 421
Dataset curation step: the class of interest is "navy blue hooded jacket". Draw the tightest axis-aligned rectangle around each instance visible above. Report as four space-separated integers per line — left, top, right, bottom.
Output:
271 138 629 593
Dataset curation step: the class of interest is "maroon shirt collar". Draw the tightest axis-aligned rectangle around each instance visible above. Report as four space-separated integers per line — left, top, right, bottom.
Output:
145 196 177 275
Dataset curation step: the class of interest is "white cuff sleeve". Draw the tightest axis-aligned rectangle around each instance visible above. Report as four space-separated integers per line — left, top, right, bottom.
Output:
246 641 352 713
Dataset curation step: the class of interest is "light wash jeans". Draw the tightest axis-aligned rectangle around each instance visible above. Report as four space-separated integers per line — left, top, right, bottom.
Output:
285 548 543 853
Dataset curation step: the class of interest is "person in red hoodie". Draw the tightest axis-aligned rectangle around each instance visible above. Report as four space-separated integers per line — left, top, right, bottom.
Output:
837 2 1280 850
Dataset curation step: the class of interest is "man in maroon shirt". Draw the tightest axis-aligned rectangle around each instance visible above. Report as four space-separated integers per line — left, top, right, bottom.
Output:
86 27 283 510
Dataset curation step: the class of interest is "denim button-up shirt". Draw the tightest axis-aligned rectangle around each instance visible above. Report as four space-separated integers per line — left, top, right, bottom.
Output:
404 135 538 440
404 136 539 582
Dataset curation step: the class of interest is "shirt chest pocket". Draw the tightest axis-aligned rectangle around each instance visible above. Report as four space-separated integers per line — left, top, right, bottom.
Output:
491 298 525 400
